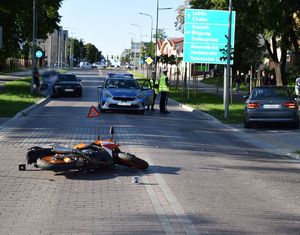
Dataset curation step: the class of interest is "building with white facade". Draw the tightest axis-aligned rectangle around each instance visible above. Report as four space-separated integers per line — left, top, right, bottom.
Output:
39 27 69 68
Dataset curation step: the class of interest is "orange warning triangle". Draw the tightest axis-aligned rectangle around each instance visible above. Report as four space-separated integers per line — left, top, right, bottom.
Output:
87 105 100 118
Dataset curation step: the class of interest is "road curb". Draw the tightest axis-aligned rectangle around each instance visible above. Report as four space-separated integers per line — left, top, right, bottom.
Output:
174 99 223 123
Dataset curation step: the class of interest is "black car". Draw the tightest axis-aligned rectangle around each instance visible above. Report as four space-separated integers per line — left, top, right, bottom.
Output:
244 86 299 128
52 73 82 97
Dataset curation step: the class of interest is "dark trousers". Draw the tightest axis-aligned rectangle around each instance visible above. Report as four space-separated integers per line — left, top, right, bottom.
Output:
151 92 157 110
160 91 168 112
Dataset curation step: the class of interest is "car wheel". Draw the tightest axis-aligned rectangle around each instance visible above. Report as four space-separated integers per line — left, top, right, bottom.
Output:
51 93 58 98
292 119 299 129
98 103 105 113
244 117 252 128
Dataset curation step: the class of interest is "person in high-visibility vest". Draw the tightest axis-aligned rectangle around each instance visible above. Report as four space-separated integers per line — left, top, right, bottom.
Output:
149 77 159 111
158 68 170 113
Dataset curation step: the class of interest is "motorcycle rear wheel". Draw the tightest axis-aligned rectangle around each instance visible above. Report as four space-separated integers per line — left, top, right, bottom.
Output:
36 156 77 171
117 153 149 170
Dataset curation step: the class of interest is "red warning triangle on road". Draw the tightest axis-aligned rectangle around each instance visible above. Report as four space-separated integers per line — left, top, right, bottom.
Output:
87 105 101 118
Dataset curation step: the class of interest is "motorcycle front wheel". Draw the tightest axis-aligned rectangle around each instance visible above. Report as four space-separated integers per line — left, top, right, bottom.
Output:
117 153 149 170
36 156 77 171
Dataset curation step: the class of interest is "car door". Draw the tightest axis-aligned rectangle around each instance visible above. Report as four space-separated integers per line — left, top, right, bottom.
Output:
141 80 154 106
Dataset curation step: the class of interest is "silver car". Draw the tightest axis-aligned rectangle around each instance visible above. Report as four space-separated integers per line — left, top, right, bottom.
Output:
244 86 299 128
98 76 153 114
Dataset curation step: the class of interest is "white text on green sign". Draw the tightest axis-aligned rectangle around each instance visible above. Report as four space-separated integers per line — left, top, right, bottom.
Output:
183 9 236 65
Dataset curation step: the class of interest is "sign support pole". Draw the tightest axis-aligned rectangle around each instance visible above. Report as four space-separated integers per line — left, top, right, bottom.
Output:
224 0 233 119
31 0 36 94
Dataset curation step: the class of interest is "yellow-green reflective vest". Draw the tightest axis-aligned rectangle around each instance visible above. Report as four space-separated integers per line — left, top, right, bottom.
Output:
159 75 169 92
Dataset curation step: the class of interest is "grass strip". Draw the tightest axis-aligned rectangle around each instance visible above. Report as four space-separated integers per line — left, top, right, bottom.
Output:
0 78 42 117
169 88 245 124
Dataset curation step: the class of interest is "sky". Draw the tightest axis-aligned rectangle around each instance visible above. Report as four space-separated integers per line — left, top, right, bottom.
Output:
59 0 185 58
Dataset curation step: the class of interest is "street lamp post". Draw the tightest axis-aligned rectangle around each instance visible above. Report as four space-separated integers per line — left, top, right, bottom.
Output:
128 32 137 67
138 12 153 44
154 0 172 80
138 12 154 78
131 24 142 69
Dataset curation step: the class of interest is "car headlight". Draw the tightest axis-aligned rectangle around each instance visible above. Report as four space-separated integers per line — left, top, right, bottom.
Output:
103 89 113 98
136 91 145 99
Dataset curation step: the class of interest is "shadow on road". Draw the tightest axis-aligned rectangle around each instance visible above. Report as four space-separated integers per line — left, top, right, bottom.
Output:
54 164 181 181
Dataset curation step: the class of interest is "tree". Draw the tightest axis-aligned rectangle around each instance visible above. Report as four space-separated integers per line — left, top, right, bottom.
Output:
141 42 155 61
256 0 300 85
84 43 98 63
153 28 167 40
0 0 62 67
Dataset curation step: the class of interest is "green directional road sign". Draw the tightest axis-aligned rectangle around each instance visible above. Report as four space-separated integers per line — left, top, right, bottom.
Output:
183 9 236 65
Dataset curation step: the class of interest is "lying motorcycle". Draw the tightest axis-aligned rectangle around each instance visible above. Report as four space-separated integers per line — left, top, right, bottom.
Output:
22 127 149 171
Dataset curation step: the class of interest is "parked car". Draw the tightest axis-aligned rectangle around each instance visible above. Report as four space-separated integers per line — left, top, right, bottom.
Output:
79 61 93 69
92 62 106 69
52 73 82 97
98 74 153 113
125 64 137 70
243 86 299 128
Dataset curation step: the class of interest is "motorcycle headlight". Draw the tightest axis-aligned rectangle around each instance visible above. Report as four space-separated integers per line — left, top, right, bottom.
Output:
103 89 113 98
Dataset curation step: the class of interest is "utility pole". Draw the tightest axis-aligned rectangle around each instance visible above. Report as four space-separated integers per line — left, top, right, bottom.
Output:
155 0 159 80
224 0 233 119
31 0 36 94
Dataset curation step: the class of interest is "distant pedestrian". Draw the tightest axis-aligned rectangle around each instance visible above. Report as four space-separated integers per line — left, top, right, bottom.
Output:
33 67 40 92
269 74 276 86
241 72 245 85
295 77 300 96
245 74 251 93
234 71 242 94
159 68 170 113
261 71 270 85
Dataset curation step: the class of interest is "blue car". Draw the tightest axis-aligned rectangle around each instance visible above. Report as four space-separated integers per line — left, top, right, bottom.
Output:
98 74 153 114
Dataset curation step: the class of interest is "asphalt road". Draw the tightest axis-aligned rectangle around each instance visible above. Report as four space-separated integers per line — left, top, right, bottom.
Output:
0 68 300 234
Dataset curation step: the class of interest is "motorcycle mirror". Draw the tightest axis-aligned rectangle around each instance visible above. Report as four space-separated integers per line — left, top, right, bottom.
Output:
110 126 114 140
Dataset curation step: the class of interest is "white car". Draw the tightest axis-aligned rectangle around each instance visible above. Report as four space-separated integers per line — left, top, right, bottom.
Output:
92 62 106 69
79 62 93 69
